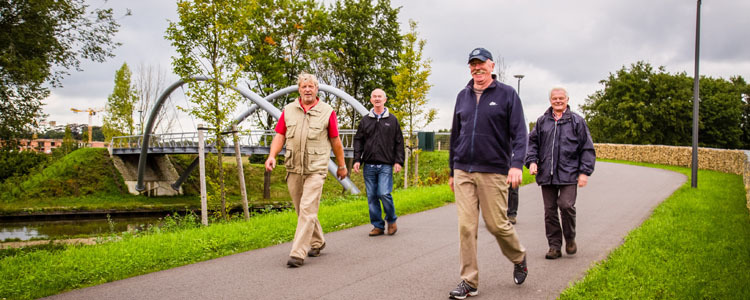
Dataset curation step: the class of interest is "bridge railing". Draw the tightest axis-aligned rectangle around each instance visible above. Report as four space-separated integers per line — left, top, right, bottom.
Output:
111 129 359 151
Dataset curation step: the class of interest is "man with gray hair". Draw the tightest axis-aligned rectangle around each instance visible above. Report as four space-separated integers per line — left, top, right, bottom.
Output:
525 86 596 260
265 72 348 268
448 47 529 299
352 88 405 237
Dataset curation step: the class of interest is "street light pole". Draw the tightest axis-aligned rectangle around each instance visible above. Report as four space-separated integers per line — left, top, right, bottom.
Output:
691 0 701 188
514 74 525 96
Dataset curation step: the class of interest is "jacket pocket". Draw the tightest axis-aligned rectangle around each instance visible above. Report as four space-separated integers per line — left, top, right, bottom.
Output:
306 147 330 171
307 125 324 140
285 120 297 138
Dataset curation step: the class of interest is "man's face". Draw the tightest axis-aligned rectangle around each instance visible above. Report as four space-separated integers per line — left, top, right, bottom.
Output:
370 90 386 109
298 81 318 104
469 59 494 84
550 89 569 113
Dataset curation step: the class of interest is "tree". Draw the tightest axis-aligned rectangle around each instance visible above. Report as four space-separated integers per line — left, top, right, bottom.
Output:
0 0 123 149
133 63 173 135
390 20 435 147
238 0 328 130
103 63 137 143
321 0 402 128
166 0 247 220
581 61 748 149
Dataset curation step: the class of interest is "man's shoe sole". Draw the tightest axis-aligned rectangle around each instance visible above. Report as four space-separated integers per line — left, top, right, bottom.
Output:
449 291 478 299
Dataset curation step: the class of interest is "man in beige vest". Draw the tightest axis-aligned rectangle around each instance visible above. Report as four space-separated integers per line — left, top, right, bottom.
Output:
265 72 348 268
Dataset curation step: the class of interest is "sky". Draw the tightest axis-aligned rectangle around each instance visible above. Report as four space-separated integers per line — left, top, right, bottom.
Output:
44 0 750 133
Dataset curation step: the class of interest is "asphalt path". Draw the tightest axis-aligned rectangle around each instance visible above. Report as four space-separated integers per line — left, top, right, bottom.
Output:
46 162 686 300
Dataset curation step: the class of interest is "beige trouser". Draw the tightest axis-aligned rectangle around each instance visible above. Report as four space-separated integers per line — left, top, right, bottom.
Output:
454 169 526 288
287 172 326 259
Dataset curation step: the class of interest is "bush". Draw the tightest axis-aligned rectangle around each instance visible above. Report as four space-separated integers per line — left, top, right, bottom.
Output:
0 150 49 182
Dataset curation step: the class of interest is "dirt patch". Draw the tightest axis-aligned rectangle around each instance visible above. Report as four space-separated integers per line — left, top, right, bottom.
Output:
0 237 98 249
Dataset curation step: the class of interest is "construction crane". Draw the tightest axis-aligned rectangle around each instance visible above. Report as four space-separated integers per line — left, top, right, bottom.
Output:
71 107 104 145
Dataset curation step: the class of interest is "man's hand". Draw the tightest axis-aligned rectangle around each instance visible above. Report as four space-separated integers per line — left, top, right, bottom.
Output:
449 176 454 193
578 174 588 187
393 163 402 173
337 167 348 180
529 163 538 175
353 162 361 173
506 167 522 189
264 157 276 172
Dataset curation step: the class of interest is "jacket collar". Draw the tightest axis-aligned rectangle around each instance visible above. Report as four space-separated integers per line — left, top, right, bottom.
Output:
367 107 390 119
545 105 572 120
465 78 499 90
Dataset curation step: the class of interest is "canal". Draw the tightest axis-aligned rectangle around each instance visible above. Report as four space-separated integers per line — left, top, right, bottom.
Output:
0 215 168 241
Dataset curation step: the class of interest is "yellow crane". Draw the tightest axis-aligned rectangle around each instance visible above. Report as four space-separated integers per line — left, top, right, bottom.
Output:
71 107 104 145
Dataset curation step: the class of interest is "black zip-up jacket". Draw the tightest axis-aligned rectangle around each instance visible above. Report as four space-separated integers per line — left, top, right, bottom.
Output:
449 79 527 176
525 106 596 185
353 108 405 166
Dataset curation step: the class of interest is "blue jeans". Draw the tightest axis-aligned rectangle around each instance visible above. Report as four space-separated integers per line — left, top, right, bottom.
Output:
363 164 397 229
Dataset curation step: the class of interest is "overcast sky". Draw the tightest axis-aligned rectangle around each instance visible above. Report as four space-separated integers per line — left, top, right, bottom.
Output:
45 0 750 132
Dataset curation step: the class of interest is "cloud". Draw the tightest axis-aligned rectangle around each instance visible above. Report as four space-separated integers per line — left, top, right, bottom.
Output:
43 0 750 133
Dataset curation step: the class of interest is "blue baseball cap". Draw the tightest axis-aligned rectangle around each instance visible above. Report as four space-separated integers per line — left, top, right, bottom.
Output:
468 47 493 63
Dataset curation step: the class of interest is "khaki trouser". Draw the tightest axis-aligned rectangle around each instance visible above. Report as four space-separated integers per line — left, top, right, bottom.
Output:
454 169 526 288
287 172 326 259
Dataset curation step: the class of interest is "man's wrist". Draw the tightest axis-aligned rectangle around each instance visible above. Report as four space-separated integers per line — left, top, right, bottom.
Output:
338 165 347 169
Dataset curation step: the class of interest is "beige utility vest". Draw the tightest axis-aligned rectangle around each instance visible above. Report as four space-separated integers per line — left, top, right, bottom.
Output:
283 99 334 174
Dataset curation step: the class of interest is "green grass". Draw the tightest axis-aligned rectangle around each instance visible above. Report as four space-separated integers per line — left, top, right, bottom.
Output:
0 185 454 299
560 160 750 299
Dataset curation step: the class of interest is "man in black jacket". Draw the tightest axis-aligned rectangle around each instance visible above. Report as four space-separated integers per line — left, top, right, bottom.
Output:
448 47 528 300
526 86 596 260
353 88 405 236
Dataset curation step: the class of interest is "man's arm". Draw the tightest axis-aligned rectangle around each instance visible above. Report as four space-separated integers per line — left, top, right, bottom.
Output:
330 136 348 179
264 133 285 171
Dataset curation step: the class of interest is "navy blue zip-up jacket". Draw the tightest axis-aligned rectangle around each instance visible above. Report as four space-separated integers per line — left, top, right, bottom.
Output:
525 106 596 185
449 79 527 176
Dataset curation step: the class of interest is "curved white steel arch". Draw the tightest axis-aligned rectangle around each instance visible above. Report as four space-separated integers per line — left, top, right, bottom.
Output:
136 76 362 194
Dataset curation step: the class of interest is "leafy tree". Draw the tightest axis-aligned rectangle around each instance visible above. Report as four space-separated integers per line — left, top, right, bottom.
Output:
238 0 328 129
166 0 247 220
390 20 435 147
103 63 137 143
322 0 402 128
581 61 748 149
0 0 123 149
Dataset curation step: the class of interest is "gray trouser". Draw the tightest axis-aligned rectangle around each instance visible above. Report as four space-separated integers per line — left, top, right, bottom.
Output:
541 184 577 250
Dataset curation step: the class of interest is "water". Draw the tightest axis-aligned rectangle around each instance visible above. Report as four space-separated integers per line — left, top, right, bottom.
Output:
0 216 165 241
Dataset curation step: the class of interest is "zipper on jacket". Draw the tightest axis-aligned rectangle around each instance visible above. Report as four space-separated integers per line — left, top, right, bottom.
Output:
469 95 480 172
550 118 558 176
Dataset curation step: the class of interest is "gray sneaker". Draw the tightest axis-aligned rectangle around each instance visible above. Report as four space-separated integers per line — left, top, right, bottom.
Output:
449 280 478 299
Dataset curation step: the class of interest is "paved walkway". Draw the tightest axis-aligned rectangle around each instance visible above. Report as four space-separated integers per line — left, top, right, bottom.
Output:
47 162 686 300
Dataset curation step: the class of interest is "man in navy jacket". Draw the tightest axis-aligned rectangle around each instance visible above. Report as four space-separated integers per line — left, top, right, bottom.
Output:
526 87 596 260
448 47 528 299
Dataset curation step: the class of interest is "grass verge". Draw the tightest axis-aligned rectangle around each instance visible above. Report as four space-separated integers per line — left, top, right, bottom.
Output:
560 160 750 299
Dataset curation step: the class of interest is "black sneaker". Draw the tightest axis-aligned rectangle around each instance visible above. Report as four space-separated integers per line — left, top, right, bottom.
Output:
449 280 478 299
513 255 528 285
309 242 326 257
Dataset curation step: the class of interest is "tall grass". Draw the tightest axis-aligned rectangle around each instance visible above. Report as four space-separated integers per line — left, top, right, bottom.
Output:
560 160 750 299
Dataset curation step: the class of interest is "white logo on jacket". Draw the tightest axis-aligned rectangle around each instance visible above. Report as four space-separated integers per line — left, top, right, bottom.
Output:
489 101 497 106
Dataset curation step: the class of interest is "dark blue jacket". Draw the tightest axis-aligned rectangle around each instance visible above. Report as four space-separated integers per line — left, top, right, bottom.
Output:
449 79 527 176
525 106 596 185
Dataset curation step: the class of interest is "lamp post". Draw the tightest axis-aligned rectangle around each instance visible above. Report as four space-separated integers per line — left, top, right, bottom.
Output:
514 74 525 96
691 0 701 188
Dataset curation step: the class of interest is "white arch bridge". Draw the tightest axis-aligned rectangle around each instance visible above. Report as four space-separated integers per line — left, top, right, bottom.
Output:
110 76 367 195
